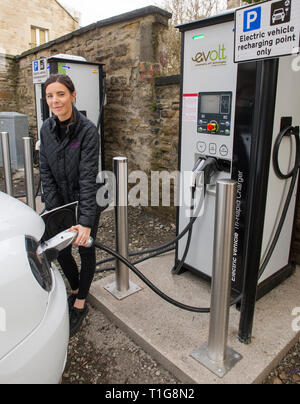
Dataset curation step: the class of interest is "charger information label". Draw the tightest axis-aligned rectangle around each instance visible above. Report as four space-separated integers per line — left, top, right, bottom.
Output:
182 93 198 122
234 0 300 63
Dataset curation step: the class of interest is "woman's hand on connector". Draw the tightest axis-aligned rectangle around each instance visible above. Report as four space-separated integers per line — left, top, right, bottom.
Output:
70 225 91 247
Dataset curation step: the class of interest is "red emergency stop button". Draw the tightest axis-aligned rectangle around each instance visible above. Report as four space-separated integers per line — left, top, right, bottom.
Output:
207 123 217 132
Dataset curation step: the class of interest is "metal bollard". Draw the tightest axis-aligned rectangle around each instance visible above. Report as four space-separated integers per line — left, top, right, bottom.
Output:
1 132 13 196
114 157 130 292
191 179 242 378
23 137 36 211
104 157 141 300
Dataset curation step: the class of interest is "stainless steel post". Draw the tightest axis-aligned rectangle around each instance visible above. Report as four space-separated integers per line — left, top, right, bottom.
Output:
1 132 13 196
114 157 130 292
208 179 237 361
104 157 141 300
23 137 36 211
191 179 242 378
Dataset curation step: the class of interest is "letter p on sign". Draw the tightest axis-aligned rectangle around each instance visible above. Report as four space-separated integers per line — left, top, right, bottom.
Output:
244 7 261 32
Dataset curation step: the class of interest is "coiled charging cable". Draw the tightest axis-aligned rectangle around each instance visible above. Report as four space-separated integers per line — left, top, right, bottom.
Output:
258 125 300 280
93 129 299 312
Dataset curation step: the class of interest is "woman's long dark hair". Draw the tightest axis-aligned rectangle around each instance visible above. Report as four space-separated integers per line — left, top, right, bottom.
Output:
44 74 76 94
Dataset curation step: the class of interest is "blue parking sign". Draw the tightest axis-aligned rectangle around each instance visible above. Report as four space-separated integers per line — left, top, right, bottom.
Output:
34 61 39 72
243 7 261 32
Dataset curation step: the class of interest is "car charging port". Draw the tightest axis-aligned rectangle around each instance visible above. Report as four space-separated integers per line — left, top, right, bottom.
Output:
26 237 53 292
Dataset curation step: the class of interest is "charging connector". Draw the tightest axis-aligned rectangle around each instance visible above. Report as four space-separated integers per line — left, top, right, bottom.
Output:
37 229 93 257
192 157 218 189
172 156 219 275
96 157 221 274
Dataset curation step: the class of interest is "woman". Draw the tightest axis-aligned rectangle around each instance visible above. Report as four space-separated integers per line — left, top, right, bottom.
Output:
40 74 101 336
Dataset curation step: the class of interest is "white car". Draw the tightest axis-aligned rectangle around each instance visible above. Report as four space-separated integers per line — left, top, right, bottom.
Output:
0 192 69 384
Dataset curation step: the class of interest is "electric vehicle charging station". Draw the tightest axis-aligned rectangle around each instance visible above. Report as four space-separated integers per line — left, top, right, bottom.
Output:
32 55 106 172
8 4 297 381
175 5 300 343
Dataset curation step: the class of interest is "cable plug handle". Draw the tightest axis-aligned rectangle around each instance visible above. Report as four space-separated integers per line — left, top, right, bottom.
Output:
68 229 94 248
37 229 93 256
192 157 219 188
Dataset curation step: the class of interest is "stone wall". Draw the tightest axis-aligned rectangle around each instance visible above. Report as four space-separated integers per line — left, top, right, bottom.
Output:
14 7 171 174
0 6 299 265
227 0 244 9
152 76 180 173
146 76 181 219
0 54 18 112
0 0 78 56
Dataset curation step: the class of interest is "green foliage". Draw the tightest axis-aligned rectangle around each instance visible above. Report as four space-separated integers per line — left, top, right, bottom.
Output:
243 0 266 4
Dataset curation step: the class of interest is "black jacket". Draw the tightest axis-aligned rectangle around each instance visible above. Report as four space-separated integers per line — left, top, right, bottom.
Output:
40 107 100 228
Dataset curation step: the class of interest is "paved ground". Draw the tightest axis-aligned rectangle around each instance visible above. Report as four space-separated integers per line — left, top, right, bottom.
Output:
61 206 300 385
61 301 299 385
1 171 299 384
62 304 179 384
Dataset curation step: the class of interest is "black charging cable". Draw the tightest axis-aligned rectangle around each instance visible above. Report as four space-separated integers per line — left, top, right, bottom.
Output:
95 211 197 273
258 126 300 280
96 158 210 273
273 126 300 179
95 186 204 274
94 157 243 313
94 240 242 313
171 185 205 275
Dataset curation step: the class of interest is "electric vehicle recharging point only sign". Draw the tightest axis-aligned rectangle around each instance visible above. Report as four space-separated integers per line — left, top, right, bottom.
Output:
234 0 300 63
32 58 48 84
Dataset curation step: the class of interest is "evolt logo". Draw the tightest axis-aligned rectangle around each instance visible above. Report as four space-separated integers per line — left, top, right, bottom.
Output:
243 7 262 32
192 44 227 66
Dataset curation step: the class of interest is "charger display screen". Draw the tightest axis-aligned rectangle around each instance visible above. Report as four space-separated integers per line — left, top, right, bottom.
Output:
197 92 232 137
200 95 220 114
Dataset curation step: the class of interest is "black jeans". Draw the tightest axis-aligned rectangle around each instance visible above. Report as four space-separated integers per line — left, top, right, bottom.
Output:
57 210 101 300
